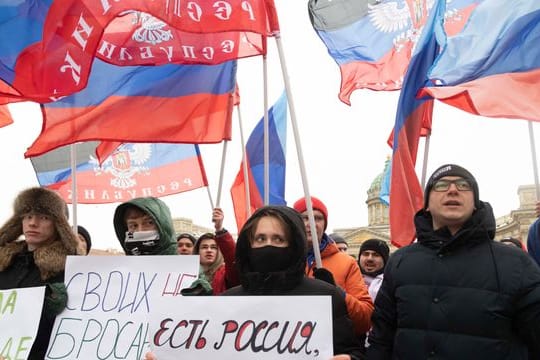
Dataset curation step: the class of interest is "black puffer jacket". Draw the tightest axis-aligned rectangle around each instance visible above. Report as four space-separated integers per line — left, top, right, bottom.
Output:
367 202 540 359
223 205 364 359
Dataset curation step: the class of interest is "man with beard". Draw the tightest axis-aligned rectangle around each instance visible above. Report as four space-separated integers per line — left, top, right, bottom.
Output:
358 239 389 302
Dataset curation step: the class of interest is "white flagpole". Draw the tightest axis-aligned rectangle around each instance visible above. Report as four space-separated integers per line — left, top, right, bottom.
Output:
263 55 270 205
420 134 431 188
528 121 540 200
215 140 228 208
273 34 322 269
70 144 78 231
236 102 252 220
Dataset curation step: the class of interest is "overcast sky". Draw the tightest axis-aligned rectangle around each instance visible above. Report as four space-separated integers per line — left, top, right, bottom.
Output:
2 0 539 251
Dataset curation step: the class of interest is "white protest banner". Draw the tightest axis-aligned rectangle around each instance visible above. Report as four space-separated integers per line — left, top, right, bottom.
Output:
0 286 45 360
46 255 199 360
148 296 333 359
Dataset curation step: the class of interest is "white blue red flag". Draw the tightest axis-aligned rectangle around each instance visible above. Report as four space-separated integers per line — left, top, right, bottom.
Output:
25 59 237 157
421 0 540 121
31 142 208 204
308 0 479 105
388 0 444 248
230 92 288 231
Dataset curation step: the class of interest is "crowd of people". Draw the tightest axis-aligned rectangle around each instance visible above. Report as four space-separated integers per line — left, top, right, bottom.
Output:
1 163 540 359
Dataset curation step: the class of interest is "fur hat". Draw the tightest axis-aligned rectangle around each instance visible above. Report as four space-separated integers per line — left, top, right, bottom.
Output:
359 239 390 265
0 187 78 280
293 196 328 230
424 164 480 209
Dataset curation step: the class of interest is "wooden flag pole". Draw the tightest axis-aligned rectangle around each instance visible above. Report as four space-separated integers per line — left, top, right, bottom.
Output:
273 34 322 269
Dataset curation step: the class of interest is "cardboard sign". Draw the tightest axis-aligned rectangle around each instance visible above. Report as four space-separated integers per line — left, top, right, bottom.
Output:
148 296 333 359
46 255 199 360
0 286 45 360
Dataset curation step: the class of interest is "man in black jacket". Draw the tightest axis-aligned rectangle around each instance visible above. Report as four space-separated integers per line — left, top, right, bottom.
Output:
367 164 540 360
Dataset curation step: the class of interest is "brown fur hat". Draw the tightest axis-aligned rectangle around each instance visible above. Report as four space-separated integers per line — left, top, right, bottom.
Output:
0 187 78 280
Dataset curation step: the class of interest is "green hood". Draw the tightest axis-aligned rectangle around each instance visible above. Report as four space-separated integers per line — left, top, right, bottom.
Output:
113 197 177 255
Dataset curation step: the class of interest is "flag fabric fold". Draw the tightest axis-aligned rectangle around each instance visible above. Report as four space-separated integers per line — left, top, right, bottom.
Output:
0 0 278 101
31 142 207 204
421 0 540 121
0 105 13 128
25 60 237 158
308 0 479 105
389 0 444 248
231 92 288 231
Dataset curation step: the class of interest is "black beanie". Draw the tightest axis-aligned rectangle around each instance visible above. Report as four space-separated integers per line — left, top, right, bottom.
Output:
424 164 480 209
359 239 390 265
177 233 196 245
77 225 92 254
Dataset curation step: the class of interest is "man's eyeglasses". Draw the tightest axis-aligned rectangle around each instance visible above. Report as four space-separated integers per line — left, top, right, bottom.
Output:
432 179 472 192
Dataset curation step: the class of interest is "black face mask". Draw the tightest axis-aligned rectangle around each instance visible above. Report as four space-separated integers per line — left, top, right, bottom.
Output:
248 246 294 273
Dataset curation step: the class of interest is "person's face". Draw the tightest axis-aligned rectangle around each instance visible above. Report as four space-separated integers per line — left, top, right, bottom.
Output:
77 234 88 255
336 243 348 252
177 238 194 255
300 210 325 247
251 216 289 248
22 212 56 251
427 176 475 235
199 239 218 266
359 250 384 273
125 208 157 233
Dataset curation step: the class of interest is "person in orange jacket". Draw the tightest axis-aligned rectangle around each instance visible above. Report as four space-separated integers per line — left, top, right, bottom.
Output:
293 196 374 337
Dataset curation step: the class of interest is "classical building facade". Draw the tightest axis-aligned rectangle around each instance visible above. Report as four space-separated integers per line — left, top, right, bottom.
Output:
333 161 537 258
172 217 213 238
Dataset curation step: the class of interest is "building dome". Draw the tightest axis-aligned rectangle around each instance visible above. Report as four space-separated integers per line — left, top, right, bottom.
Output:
368 156 391 196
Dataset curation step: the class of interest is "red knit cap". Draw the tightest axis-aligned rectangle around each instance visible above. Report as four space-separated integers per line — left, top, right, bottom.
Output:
293 196 328 230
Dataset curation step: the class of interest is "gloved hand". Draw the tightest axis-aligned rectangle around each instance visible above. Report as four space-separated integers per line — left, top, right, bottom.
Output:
180 279 213 296
313 267 336 286
44 282 68 316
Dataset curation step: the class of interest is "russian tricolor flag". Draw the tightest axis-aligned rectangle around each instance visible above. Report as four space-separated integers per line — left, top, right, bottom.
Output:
230 92 288 231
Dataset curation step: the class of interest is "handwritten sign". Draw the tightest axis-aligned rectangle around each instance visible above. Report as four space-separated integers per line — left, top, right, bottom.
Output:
148 296 333 359
46 255 199 360
0 286 45 360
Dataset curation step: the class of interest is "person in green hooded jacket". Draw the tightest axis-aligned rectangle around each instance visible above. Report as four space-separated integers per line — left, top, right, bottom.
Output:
113 197 213 295
113 197 177 256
